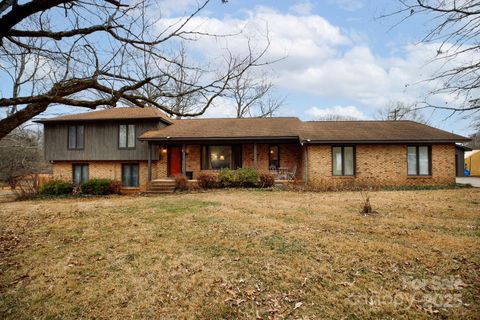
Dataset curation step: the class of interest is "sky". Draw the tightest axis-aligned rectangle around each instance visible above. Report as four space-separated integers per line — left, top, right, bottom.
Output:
152 0 473 136
1 0 475 136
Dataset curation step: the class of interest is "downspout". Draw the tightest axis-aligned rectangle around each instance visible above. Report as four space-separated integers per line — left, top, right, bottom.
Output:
304 144 309 185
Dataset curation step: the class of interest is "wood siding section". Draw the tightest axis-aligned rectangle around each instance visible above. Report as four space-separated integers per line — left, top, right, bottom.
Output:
44 120 165 161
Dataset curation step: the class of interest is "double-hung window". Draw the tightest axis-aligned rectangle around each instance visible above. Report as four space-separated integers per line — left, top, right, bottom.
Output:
72 164 89 185
332 146 355 176
407 146 431 176
68 125 84 149
119 124 136 148
122 163 139 188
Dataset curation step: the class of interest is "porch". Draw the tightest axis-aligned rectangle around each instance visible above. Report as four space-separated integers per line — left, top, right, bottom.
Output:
145 142 304 182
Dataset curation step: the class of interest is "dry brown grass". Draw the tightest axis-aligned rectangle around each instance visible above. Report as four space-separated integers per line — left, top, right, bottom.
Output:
0 189 479 319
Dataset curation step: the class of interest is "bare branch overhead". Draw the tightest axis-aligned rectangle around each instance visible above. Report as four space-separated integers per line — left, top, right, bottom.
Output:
0 0 273 140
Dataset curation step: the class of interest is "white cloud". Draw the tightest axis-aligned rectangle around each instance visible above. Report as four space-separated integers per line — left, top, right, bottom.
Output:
156 6 478 116
289 1 315 15
306 105 366 119
202 96 238 118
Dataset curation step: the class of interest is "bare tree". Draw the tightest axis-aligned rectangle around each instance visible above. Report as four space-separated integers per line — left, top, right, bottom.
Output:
0 0 270 140
130 44 204 118
466 129 480 149
377 101 430 124
386 1 480 117
0 126 48 188
226 66 284 118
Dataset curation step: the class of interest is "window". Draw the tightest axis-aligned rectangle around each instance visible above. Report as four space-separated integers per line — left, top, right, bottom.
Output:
68 125 84 149
122 163 139 187
332 146 355 176
119 124 135 148
72 164 88 184
269 145 280 169
201 145 242 170
407 146 431 176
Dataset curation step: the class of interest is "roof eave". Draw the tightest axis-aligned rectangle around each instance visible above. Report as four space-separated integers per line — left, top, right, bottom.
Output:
301 139 470 144
34 117 172 125
139 136 300 142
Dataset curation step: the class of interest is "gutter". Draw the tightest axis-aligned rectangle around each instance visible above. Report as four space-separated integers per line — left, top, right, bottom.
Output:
138 136 300 142
300 139 470 144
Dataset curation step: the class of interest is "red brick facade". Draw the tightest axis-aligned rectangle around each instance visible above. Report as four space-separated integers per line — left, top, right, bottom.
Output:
52 143 456 191
305 144 455 187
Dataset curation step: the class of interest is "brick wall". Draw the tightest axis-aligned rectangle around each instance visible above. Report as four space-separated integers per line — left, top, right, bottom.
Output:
186 145 201 178
306 144 456 187
52 143 455 189
52 160 153 191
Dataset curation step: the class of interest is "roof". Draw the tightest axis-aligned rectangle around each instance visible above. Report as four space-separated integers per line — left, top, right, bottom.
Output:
140 118 468 143
299 120 469 143
36 107 468 143
139 117 302 141
35 107 172 124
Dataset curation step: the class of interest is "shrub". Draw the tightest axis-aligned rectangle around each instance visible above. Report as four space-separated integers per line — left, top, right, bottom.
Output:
197 172 217 189
234 168 259 188
80 179 114 195
218 169 235 187
259 172 275 188
38 179 74 196
174 175 188 191
109 180 123 194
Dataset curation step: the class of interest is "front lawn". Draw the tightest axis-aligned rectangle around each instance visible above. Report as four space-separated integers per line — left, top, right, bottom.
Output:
0 189 479 319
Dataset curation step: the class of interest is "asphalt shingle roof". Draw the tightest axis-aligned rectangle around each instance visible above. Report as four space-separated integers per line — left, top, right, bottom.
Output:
35 107 172 124
35 107 468 143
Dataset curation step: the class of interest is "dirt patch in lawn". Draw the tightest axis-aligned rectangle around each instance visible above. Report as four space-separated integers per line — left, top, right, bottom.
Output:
0 189 479 319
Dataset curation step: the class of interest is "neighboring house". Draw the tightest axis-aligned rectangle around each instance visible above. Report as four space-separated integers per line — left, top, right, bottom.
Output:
36 107 469 191
465 150 480 176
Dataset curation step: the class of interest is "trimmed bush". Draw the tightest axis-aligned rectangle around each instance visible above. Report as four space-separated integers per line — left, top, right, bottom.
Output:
80 179 114 195
174 175 188 191
197 172 217 189
234 168 259 188
38 179 74 196
109 180 123 194
218 169 235 187
259 172 275 188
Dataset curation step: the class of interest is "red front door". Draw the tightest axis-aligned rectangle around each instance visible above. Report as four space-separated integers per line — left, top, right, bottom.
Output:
169 146 182 176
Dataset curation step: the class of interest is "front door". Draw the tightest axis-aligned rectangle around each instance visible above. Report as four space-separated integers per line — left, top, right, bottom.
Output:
169 146 182 176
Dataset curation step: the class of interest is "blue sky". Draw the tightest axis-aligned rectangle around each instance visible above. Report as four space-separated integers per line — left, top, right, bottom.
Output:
1 0 475 136
156 0 473 135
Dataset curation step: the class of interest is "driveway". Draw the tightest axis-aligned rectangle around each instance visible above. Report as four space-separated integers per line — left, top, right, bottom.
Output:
456 177 480 187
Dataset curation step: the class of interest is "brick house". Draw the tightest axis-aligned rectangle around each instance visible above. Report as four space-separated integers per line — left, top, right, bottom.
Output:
36 107 469 191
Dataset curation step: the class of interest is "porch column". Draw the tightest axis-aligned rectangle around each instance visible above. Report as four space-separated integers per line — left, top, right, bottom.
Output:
253 143 257 169
147 142 152 182
181 144 186 175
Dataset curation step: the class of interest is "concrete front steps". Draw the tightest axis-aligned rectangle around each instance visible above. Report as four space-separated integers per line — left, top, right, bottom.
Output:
146 179 176 194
